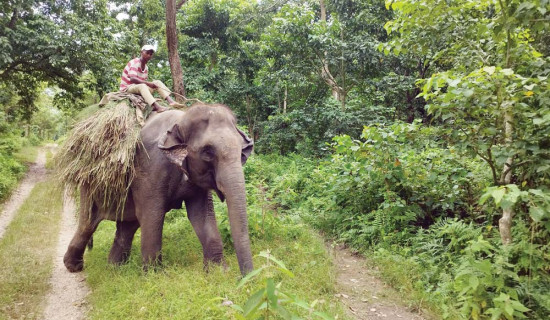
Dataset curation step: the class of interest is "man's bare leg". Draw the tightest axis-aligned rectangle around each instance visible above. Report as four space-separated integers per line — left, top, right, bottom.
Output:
165 96 187 108
152 101 168 113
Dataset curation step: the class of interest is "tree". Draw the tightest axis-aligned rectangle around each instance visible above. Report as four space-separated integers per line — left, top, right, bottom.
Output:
383 0 550 244
1 0 119 118
166 0 187 100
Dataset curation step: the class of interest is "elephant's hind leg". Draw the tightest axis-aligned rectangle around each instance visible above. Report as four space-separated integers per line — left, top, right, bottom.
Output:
108 220 140 265
63 190 102 272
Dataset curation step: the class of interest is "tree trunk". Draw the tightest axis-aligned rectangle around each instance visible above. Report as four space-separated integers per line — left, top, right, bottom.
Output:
283 85 287 114
319 0 345 107
498 18 514 245
165 0 186 101
499 110 514 245
245 95 256 139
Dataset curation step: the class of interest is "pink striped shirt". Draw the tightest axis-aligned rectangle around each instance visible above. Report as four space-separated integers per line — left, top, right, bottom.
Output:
119 58 148 91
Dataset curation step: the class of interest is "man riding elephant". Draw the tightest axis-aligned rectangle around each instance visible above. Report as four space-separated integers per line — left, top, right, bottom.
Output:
120 45 185 113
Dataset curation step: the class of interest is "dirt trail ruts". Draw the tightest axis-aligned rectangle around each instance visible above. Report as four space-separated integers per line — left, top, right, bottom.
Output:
0 149 47 239
331 244 430 320
41 179 90 319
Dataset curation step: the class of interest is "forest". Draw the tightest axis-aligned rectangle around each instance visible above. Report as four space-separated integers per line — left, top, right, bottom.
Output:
1 0 549 319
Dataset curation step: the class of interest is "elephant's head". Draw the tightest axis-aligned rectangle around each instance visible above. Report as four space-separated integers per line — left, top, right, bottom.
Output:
158 103 253 275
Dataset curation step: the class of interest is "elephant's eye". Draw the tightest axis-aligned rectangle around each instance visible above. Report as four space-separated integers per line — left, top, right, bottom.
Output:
200 145 216 162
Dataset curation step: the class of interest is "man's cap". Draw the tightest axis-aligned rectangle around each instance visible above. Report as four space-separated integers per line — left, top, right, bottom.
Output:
141 45 155 52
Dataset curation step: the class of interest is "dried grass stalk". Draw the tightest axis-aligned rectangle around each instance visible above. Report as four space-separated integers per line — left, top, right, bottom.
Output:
55 101 141 218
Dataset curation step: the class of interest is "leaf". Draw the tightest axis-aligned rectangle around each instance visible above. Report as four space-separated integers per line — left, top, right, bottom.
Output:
237 267 265 289
266 278 277 309
463 88 474 97
469 275 479 289
479 188 497 204
533 118 545 125
258 251 294 277
492 188 506 205
447 78 461 87
243 288 266 317
529 206 545 222
504 303 514 317
511 300 530 312
313 311 336 320
483 66 496 75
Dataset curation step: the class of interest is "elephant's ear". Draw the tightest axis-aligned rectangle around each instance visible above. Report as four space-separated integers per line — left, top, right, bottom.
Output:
237 127 254 165
158 124 189 177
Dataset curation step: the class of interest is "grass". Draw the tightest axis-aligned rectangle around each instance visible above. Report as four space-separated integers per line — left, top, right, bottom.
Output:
13 145 39 165
83 206 348 319
45 146 56 170
0 180 63 319
55 101 141 218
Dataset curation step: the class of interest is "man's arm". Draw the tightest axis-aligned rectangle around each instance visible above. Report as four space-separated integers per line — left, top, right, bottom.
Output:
129 77 158 89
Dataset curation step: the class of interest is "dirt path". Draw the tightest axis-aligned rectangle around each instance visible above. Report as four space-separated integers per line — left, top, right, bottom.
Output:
0 149 47 239
331 244 430 320
41 191 90 320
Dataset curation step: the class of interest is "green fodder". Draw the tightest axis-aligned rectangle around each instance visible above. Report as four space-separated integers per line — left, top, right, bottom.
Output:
55 101 141 217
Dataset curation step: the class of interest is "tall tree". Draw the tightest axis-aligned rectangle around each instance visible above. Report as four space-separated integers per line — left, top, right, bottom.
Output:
384 0 550 244
0 0 119 118
166 0 187 100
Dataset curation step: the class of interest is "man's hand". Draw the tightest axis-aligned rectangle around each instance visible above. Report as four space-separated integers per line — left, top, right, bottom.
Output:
147 82 158 89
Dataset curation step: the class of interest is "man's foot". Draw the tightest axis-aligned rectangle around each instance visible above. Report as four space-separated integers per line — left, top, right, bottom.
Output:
152 103 168 113
169 102 187 109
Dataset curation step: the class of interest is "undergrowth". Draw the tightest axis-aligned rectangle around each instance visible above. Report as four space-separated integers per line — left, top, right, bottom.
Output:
244 121 550 319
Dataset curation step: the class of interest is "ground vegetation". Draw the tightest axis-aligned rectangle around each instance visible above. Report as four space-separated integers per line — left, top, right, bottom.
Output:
0 0 548 318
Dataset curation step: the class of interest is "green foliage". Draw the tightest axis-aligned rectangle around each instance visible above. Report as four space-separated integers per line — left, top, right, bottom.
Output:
0 152 25 202
1 0 121 117
257 98 388 156
249 131 549 318
232 250 333 320
300 122 488 247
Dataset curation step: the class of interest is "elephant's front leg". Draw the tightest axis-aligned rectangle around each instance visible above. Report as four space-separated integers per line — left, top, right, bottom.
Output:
186 191 226 270
136 206 166 270
108 220 140 265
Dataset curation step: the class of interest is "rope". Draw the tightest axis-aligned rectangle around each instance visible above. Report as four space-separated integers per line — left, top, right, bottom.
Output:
168 90 205 105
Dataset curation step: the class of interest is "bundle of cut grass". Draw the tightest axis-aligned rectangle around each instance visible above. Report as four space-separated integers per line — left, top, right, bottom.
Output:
55 100 141 218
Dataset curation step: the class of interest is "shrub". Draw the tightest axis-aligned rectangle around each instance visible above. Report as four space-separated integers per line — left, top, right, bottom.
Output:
0 152 26 201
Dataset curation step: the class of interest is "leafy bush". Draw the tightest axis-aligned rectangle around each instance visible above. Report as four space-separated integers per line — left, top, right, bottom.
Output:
0 152 26 201
299 121 489 248
249 120 550 318
232 250 333 320
256 98 388 156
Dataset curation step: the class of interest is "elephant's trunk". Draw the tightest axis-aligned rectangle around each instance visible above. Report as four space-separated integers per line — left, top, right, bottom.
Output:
216 163 253 275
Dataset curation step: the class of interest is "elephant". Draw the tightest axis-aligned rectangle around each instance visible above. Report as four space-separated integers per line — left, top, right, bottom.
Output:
63 103 254 275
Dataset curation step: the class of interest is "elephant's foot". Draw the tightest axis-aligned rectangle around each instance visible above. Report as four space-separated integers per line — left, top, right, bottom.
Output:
63 252 84 272
108 246 131 265
203 251 227 272
142 253 163 272
203 258 228 273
